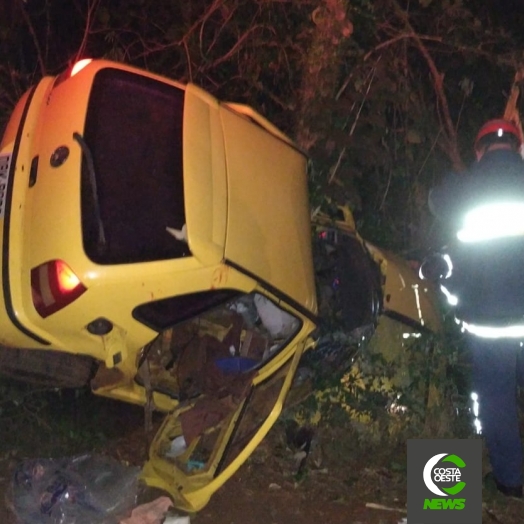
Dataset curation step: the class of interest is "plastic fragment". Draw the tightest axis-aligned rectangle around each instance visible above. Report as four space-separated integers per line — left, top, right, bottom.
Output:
10 453 140 524
119 496 173 524
164 516 190 524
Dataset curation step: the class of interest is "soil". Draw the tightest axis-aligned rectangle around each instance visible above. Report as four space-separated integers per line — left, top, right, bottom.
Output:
0 386 522 524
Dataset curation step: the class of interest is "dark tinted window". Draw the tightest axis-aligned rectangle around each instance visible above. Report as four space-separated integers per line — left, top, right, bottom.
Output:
82 68 189 264
133 290 241 331
314 229 383 332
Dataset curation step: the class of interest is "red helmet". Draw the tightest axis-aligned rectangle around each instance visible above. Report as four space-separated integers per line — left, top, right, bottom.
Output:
474 119 522 156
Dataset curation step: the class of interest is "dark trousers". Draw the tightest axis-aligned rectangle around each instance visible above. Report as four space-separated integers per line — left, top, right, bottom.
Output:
469 336 524 487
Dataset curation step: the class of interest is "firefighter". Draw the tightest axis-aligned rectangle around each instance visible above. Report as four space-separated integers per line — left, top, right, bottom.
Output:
428 118 524 498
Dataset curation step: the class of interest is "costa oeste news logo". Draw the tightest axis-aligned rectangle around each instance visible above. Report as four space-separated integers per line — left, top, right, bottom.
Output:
423 453 466 508
408 439 481 524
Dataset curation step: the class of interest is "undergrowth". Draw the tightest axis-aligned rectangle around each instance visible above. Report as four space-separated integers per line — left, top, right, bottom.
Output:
0 380 144 459
285 312 475 456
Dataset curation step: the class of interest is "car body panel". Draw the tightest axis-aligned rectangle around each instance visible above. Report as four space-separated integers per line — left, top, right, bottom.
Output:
220 105 316 314
371 246 442 333
1 77 58 348
183 84 227 265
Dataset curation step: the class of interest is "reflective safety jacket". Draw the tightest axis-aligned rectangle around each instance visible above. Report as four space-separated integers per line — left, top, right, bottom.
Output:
429 149 524 337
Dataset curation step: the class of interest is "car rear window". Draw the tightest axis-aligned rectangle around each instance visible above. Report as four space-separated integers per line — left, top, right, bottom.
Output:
81 68 189 264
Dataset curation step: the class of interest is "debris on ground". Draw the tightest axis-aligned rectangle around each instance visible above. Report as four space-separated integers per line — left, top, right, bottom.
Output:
9 453 139 524
119 496 175 524
365 502 407 513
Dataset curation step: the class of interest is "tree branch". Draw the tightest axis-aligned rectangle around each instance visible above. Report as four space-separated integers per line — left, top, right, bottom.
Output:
363 32 443 62
391 0 465 172
18 0 46 77
75 0 101 62
206 25 268 69
178 0 224 46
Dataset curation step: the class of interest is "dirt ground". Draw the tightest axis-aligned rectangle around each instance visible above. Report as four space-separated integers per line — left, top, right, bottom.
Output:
0 422 410 524
188 426 524 524
0 387 523 524
191 432 409 524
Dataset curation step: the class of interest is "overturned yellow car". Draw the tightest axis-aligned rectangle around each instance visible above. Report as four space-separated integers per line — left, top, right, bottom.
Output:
0 59 317 511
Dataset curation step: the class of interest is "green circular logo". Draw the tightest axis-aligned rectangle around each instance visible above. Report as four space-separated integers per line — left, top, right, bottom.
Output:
423 453 466 496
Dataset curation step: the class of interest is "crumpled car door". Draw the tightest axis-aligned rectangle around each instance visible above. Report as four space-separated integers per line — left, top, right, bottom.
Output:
139 291 314 512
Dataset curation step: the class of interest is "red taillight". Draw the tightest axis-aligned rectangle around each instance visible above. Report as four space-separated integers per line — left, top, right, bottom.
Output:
31 260 87 318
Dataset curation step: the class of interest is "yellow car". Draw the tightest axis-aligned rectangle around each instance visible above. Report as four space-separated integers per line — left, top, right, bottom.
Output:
0 59 317 511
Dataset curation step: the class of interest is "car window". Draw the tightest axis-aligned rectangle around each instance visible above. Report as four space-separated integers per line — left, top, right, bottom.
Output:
81 68 189 264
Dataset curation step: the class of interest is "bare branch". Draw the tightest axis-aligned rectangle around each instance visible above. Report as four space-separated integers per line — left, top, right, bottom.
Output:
329 63 378 186
252 81 296 111
327 147 346 185
75 0 101 62
206 25 268 69
200 5 238 58
391 0 465 172
18 0 46 77
183 40 193 83
179 0 224 45
363 32 443 62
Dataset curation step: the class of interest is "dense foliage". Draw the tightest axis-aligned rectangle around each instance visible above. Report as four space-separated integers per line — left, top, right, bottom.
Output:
2 0 523 251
